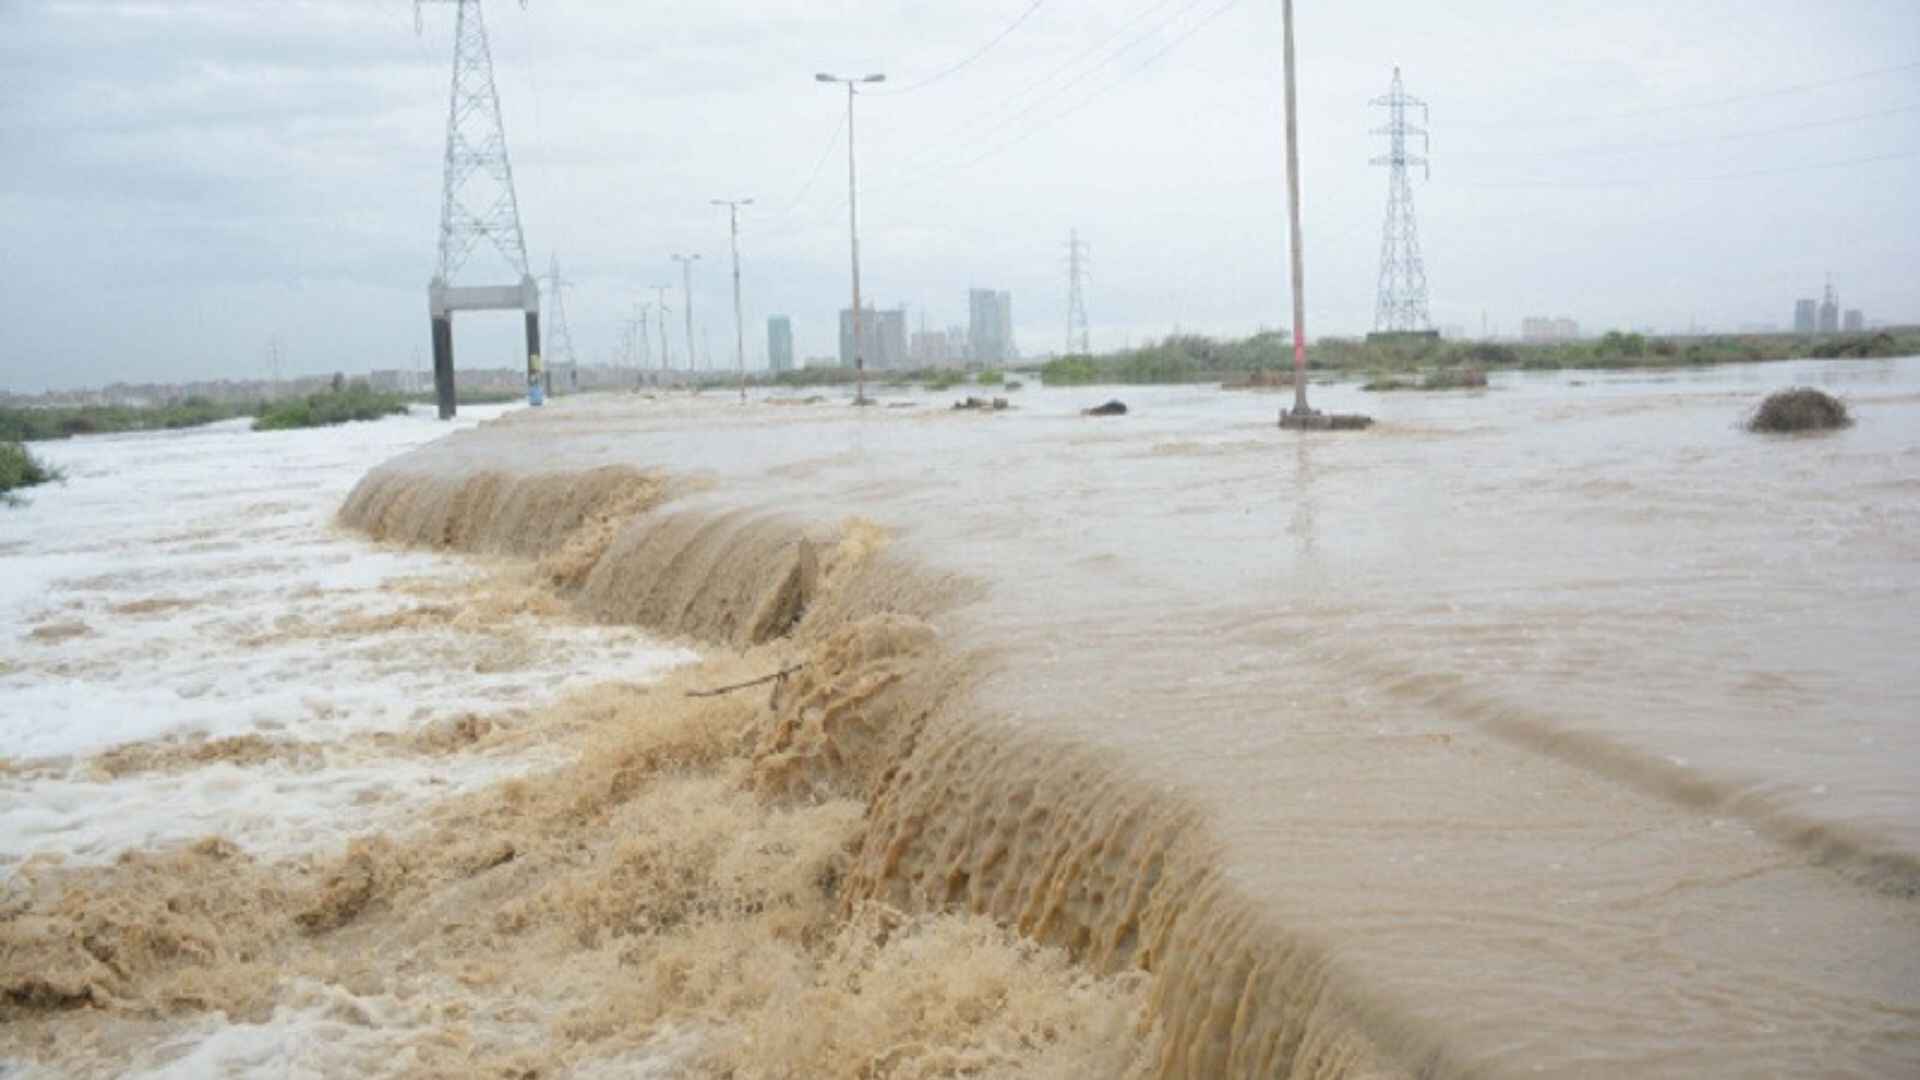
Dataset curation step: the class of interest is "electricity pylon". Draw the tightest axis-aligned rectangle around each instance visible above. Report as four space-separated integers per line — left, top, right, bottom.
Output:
416 0 541 417
541 254 579 392
1066 229 1091 356
1370 66 1431 334
653 285 674 374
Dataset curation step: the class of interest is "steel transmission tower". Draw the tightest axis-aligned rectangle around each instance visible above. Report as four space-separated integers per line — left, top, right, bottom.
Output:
1369 67 1432 334
417 0 541 418
541 254 579 391
1066 230 1091 355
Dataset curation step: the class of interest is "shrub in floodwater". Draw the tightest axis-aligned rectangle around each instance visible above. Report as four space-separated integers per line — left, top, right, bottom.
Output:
1421 367 1488 390
1747 387 1852 433
253 380 410 431
0 441 61 505
977 369 1005 386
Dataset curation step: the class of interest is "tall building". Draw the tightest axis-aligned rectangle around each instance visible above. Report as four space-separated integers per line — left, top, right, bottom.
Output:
968 288 1016 364
910 328 953 367
767 316 794 372
1818 281 1840 335
839 306 908 370
1794 299 1818 335
1843 309 1865 333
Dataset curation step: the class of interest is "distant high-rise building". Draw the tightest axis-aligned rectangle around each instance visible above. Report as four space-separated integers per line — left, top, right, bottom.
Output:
767 316 794 372
1793 299 1818 335
1818 280 1840 335
839 306 908 369
1520 316 1580 343
968 289 1016 364
1843 309 1864 333
910 328 953 367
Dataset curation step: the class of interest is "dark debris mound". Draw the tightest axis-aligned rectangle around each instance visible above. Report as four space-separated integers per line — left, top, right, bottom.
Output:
1747 387 1852 434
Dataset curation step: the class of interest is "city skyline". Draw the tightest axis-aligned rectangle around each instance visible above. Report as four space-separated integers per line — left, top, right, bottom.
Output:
2 1 1917 391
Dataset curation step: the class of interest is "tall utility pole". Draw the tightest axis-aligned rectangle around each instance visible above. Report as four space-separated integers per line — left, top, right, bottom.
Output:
416 0 541 419
1370 66 1432 333
1281 0 1312 418
653 284 674 375
816 71 887 405
541 254 579 392
671 254 700 374
1066 229 1091 356
712 198 754 402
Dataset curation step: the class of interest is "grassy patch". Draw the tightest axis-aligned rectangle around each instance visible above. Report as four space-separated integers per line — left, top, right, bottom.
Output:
0 398 254 442
977 369 1005 386
1042 327 1919 386
1 442 61 506
253 382 411 431
1748 388 1852 433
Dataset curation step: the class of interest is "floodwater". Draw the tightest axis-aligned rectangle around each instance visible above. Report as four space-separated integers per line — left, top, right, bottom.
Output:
346 357 1920 1075
1 407 692 865
3 360 1917 1077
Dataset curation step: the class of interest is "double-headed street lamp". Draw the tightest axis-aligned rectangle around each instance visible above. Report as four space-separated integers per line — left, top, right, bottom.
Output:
712 198 754 403
816 71 885 405
670 253 701 375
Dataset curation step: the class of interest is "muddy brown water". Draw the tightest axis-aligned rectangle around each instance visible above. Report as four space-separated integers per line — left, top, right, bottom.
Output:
12 362 1913 1076
330 359 1920 1077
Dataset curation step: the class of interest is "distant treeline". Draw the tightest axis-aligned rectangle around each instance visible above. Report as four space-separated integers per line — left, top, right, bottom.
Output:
0 397 254 442
1037 328 1920 386
2 378 416 442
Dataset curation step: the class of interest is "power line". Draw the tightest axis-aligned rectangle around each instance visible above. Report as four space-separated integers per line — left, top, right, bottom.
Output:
879 0 1238 189
1616 60 1920 119
870 0 1051 95
940 0 1242 177
776 111 847 217
1456 101 1920 161
871 0 1199 183
1455 59 1920 130
1461 146 1920 190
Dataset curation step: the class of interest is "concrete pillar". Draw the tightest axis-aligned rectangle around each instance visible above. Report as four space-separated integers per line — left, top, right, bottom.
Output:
524 310 544 407
432 315 456 421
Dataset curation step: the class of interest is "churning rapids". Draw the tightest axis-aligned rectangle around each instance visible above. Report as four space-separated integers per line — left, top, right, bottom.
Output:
4 359 1919 1077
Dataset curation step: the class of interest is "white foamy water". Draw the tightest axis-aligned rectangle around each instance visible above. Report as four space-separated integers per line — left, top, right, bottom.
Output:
0 407 694 864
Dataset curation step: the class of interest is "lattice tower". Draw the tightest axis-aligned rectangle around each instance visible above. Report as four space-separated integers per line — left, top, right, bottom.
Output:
1370 67 1431 333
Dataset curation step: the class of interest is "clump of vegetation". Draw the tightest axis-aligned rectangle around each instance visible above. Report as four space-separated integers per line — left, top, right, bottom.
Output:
1 441 61 505
1423 367 1487 390
1809 332 1902 360
1040 356 1101 386
253 380 410 431
1747 388 1852 433
1363 368 1487 392
0 397 253 442
977 369 1005 386
922 371 963 391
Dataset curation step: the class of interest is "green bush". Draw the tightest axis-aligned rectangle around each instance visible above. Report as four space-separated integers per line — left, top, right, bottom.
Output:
1 441 61 505
1041 356 1101 386
977 369 1005 386
254 381 409 431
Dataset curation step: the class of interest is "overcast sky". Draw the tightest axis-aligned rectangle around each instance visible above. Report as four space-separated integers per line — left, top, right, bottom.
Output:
2 0 1916 391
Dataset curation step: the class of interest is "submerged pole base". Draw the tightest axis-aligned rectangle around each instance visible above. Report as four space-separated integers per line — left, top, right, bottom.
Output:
1279 408 1372 431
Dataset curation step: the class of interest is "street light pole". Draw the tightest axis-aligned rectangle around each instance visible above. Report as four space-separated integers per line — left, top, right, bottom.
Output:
671 254 700 377
712 197 754 403
1281 0 1312 418
817 71 886 405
